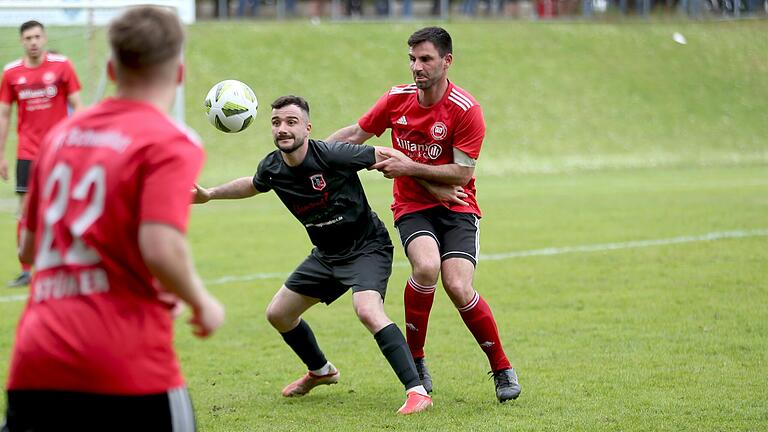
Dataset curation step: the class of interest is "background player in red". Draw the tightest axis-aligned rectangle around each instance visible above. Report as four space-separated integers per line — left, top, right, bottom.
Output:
0 20 83 287
327 26 522 403
2 6 224 431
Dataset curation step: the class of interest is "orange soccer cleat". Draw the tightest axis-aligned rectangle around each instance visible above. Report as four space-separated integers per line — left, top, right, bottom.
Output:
397 391 433 415
281 369 340 397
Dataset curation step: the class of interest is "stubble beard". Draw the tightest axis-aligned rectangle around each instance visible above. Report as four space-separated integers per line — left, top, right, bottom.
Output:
275 135 304 154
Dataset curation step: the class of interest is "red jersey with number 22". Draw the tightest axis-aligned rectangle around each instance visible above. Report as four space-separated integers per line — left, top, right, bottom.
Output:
7 98 204 395
358 81 485 221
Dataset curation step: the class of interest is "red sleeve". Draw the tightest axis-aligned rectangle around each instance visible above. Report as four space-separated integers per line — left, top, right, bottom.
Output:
357 91 391 137
0 70 14 104
453 105 485 160
64 60 82 95
140 137 204 233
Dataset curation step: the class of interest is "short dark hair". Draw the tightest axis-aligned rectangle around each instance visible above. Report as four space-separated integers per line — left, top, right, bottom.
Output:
108 6 184 72
271 95 310 118
20 20 44 35
408 27 452 57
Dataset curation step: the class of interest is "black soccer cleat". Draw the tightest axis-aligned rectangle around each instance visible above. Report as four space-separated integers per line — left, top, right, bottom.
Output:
492 368 521 402
414 357 433 394
7 271 31 288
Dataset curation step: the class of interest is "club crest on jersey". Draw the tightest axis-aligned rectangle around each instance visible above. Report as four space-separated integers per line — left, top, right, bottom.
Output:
43 71 56 84
310 174 326 191
430 122 448 141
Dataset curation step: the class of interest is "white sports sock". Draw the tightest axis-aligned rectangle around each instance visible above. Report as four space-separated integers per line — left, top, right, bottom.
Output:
310 362 335 376
405 385 428 396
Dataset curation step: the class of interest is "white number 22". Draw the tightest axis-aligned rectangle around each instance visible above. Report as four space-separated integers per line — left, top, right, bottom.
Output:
36 162 105 270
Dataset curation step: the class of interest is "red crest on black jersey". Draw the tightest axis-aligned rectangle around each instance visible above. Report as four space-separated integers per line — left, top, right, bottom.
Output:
310 174 326 191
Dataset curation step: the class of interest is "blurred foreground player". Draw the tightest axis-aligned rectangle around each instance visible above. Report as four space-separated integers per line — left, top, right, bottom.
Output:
2 6 224 432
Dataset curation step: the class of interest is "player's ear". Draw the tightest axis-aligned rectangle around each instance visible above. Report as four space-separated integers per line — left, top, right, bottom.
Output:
306 122 312 133
443 53 453 70
106 59 117 82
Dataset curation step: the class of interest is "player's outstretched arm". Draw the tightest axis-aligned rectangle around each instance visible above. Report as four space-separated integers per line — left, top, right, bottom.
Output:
327 123 375 145
192 177 260 204
139 223 224 338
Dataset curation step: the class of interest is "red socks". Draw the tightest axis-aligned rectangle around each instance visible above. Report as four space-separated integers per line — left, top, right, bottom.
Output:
17 221 30 272
458 292 511 372
403 277 435 359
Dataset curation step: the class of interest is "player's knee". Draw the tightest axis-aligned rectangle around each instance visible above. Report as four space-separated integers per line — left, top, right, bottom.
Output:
443 279 474 305
410 258 440 284
354 302 386 330
265 304 286 329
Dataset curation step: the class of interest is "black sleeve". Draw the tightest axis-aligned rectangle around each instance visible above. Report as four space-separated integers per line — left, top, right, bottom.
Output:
252 157 272 193
320 140 376 172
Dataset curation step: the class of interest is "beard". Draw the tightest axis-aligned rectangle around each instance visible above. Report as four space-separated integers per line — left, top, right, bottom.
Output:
413 74 438 90
274 134 305 154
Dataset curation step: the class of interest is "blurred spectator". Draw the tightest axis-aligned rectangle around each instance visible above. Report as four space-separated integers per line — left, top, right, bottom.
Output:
214 0 233 17
401 0 414 16
238 0 260 17
347 0 363 15
310 0 326 20
375 0 391 15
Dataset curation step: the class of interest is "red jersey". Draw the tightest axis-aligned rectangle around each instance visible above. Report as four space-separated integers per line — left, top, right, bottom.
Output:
7 98 204 395
0 53 81 160
358 81 485 221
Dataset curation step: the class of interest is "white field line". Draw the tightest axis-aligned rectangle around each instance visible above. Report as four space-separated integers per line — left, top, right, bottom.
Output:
1 228 766 304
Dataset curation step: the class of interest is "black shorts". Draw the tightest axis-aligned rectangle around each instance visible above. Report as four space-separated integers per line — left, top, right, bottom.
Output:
395 206 480 266
15 159 31 194
2 387 196 432
285 245 394 305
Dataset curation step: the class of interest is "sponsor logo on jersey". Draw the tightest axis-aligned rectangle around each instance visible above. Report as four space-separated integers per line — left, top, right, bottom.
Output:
396 115 408 125
43 71 56 84
17 85 58 101
395 137 443 160
310 173 326 191
430 122 447 141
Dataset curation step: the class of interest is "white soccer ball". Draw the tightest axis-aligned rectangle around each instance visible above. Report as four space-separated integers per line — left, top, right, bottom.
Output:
204 80 258 133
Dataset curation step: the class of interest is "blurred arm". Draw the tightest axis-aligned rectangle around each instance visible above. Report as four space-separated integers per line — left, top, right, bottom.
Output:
67 91 83 113
139 223 224 337
18 227 35 264
0 102 11 181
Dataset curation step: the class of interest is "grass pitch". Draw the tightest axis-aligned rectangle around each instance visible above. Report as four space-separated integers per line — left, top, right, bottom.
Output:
0 19 766 431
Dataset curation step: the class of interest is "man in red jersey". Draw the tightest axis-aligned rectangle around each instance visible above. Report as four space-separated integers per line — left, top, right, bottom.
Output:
0 20 83 288
1 6 224 432
327 26 521 403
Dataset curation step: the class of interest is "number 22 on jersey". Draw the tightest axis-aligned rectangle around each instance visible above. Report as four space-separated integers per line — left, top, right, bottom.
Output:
36 162 105 271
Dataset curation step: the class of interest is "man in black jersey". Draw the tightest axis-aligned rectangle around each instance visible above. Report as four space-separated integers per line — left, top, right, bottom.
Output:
193 95 432 415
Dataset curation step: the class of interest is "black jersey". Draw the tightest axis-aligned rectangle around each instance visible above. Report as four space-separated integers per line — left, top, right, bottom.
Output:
252 139 391 260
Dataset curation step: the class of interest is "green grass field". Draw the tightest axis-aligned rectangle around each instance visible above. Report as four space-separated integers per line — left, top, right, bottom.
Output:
1 19 767 431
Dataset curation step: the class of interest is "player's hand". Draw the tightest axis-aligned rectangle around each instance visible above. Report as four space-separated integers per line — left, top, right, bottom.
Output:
423 182 469 206
372 151 413 178
189 292 225 338
191 184 211 204
0 158 8 181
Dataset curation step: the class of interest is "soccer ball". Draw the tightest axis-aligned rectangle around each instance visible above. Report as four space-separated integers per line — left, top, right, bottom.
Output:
204 80 258 133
